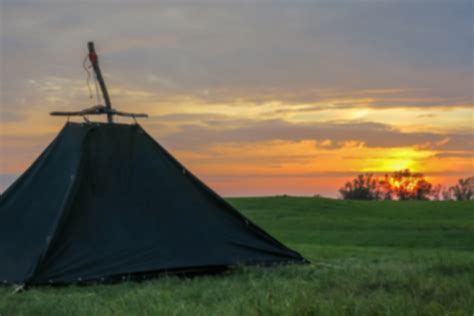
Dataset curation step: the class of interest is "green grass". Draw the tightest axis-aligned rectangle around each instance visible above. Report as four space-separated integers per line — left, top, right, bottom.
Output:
1 197 473 315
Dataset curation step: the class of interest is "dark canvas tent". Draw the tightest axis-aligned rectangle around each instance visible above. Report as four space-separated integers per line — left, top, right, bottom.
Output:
0 42 307 285
0 123 306 285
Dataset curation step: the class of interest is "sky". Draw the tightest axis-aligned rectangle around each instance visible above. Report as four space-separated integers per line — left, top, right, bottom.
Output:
0 0 473 197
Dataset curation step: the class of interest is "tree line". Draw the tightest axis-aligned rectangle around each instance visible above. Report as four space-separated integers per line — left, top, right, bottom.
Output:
339 170 474 201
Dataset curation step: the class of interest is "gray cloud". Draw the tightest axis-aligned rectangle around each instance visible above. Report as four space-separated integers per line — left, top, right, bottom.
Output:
1 1 472 123
155 118 474 152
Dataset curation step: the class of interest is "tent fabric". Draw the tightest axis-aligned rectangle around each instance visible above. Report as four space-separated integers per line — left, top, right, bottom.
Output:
0 122 307 285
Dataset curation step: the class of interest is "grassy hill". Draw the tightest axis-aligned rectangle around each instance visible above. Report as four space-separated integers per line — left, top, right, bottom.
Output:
1 197 473 315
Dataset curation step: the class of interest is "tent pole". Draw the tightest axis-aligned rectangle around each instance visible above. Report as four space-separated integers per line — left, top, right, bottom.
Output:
88 42 113 124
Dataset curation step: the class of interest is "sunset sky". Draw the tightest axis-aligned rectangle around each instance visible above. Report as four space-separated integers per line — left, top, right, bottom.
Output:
1 1 473 197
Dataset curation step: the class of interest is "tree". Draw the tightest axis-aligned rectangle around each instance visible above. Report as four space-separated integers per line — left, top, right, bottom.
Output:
340 169 434 201
339 173 382 200
441 188 453 201
450 176 474 201
339 172 474 201
382 170 432 201
378 174 394 200
430 184 442 201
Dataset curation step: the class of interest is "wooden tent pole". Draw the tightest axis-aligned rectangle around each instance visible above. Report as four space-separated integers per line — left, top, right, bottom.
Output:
88 42 113 123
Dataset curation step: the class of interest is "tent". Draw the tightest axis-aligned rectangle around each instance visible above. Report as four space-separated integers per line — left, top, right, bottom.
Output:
0 43 307 285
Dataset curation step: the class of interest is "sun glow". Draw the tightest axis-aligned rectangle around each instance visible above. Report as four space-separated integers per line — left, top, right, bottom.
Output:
379 158 415 172
387 177 417 192
362 148 435 173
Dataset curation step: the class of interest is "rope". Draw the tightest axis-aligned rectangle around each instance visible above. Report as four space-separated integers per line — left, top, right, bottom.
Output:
83 54 102 106
83 55 93 100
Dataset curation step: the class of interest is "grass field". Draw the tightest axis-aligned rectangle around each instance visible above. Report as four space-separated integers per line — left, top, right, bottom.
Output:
1 197 473 315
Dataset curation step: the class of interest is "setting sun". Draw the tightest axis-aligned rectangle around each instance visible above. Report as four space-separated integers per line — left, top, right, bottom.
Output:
360 148 435 174
387 177 417 192
380 159 415 173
